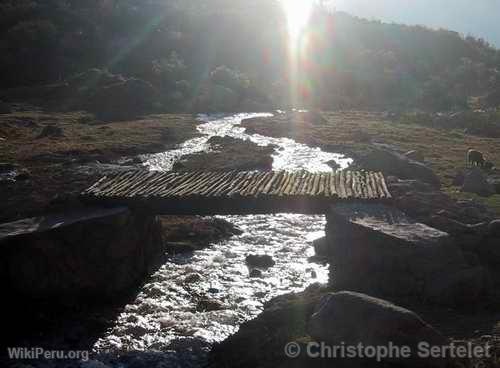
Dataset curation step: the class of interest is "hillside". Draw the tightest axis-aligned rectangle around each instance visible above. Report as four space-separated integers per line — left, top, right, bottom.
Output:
1 0 499 112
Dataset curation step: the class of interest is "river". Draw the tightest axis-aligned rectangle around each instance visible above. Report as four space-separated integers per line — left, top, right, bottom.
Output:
91 113 352 367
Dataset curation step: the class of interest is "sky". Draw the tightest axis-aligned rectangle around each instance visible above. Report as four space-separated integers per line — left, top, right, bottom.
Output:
331 0 500 47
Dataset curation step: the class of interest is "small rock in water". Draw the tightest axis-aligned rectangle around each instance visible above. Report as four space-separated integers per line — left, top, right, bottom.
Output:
249 269 263 278
126 315 139 323
159 317 176 328
224 250 238 258
326 160 340 170
126 324 149 337
196 297 225 312
147 285 164 297
311 270 318 279
245 254 275 268
184 272 202 284
212 255 225 263
278 246 291 253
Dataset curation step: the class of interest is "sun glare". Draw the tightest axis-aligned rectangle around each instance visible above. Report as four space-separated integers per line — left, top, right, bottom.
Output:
282 0 314 38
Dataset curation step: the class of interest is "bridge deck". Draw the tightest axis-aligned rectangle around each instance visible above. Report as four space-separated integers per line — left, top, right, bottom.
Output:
81 170 391 215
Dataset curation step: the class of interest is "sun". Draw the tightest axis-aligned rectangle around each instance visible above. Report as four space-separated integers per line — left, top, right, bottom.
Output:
282 0 314 38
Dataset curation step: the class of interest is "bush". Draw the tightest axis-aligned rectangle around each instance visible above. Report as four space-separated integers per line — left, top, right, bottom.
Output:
152 52 187 90
210 66 250 94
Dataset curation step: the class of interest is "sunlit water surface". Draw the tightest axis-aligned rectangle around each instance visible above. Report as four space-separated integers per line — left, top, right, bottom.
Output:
91 113 351 367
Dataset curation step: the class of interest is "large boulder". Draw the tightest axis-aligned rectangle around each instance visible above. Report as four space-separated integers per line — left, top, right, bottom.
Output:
428 215 488 253
209 285 326 368
324 203 486 305
388 178 493 226
425 267 488 305
428 214 485 237
0 207 164 298
308 291 447 367
462 167 495 196
357 147 440 187
86 78 159 120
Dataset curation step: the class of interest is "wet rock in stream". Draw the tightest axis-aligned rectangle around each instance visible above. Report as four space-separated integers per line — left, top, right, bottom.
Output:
88 214 328 365
173 136 275 171
161 216 243 253
245 254 275 268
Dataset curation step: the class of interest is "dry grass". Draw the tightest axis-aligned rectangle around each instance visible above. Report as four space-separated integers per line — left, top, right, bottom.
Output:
243 111 500 215
0 111 199 221
0 111 199 163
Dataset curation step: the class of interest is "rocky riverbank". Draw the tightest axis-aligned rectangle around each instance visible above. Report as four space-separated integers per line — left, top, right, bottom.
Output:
209 283 499 368
210 196 500 367
0 210 241 366
208 112 500 368
3 109 500 368
242 111 500 214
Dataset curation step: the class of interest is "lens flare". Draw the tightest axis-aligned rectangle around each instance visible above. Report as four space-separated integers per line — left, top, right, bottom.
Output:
282 0 314 38
282 1 315 108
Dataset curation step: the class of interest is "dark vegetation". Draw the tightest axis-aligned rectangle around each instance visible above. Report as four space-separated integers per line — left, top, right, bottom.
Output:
1 0 500 113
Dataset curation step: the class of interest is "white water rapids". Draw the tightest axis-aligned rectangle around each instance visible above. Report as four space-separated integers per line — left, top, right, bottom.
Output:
91 113 352 367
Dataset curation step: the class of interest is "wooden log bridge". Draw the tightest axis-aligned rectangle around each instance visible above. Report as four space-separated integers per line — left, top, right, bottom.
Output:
81 170 392 215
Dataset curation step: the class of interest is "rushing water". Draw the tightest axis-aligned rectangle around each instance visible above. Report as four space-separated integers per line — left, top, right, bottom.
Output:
143 113 351 172
91 113 352 367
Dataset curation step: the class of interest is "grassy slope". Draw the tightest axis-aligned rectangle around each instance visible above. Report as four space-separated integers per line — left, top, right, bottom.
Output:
0 111 200 221
0 111 199 163
243 111 500 216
